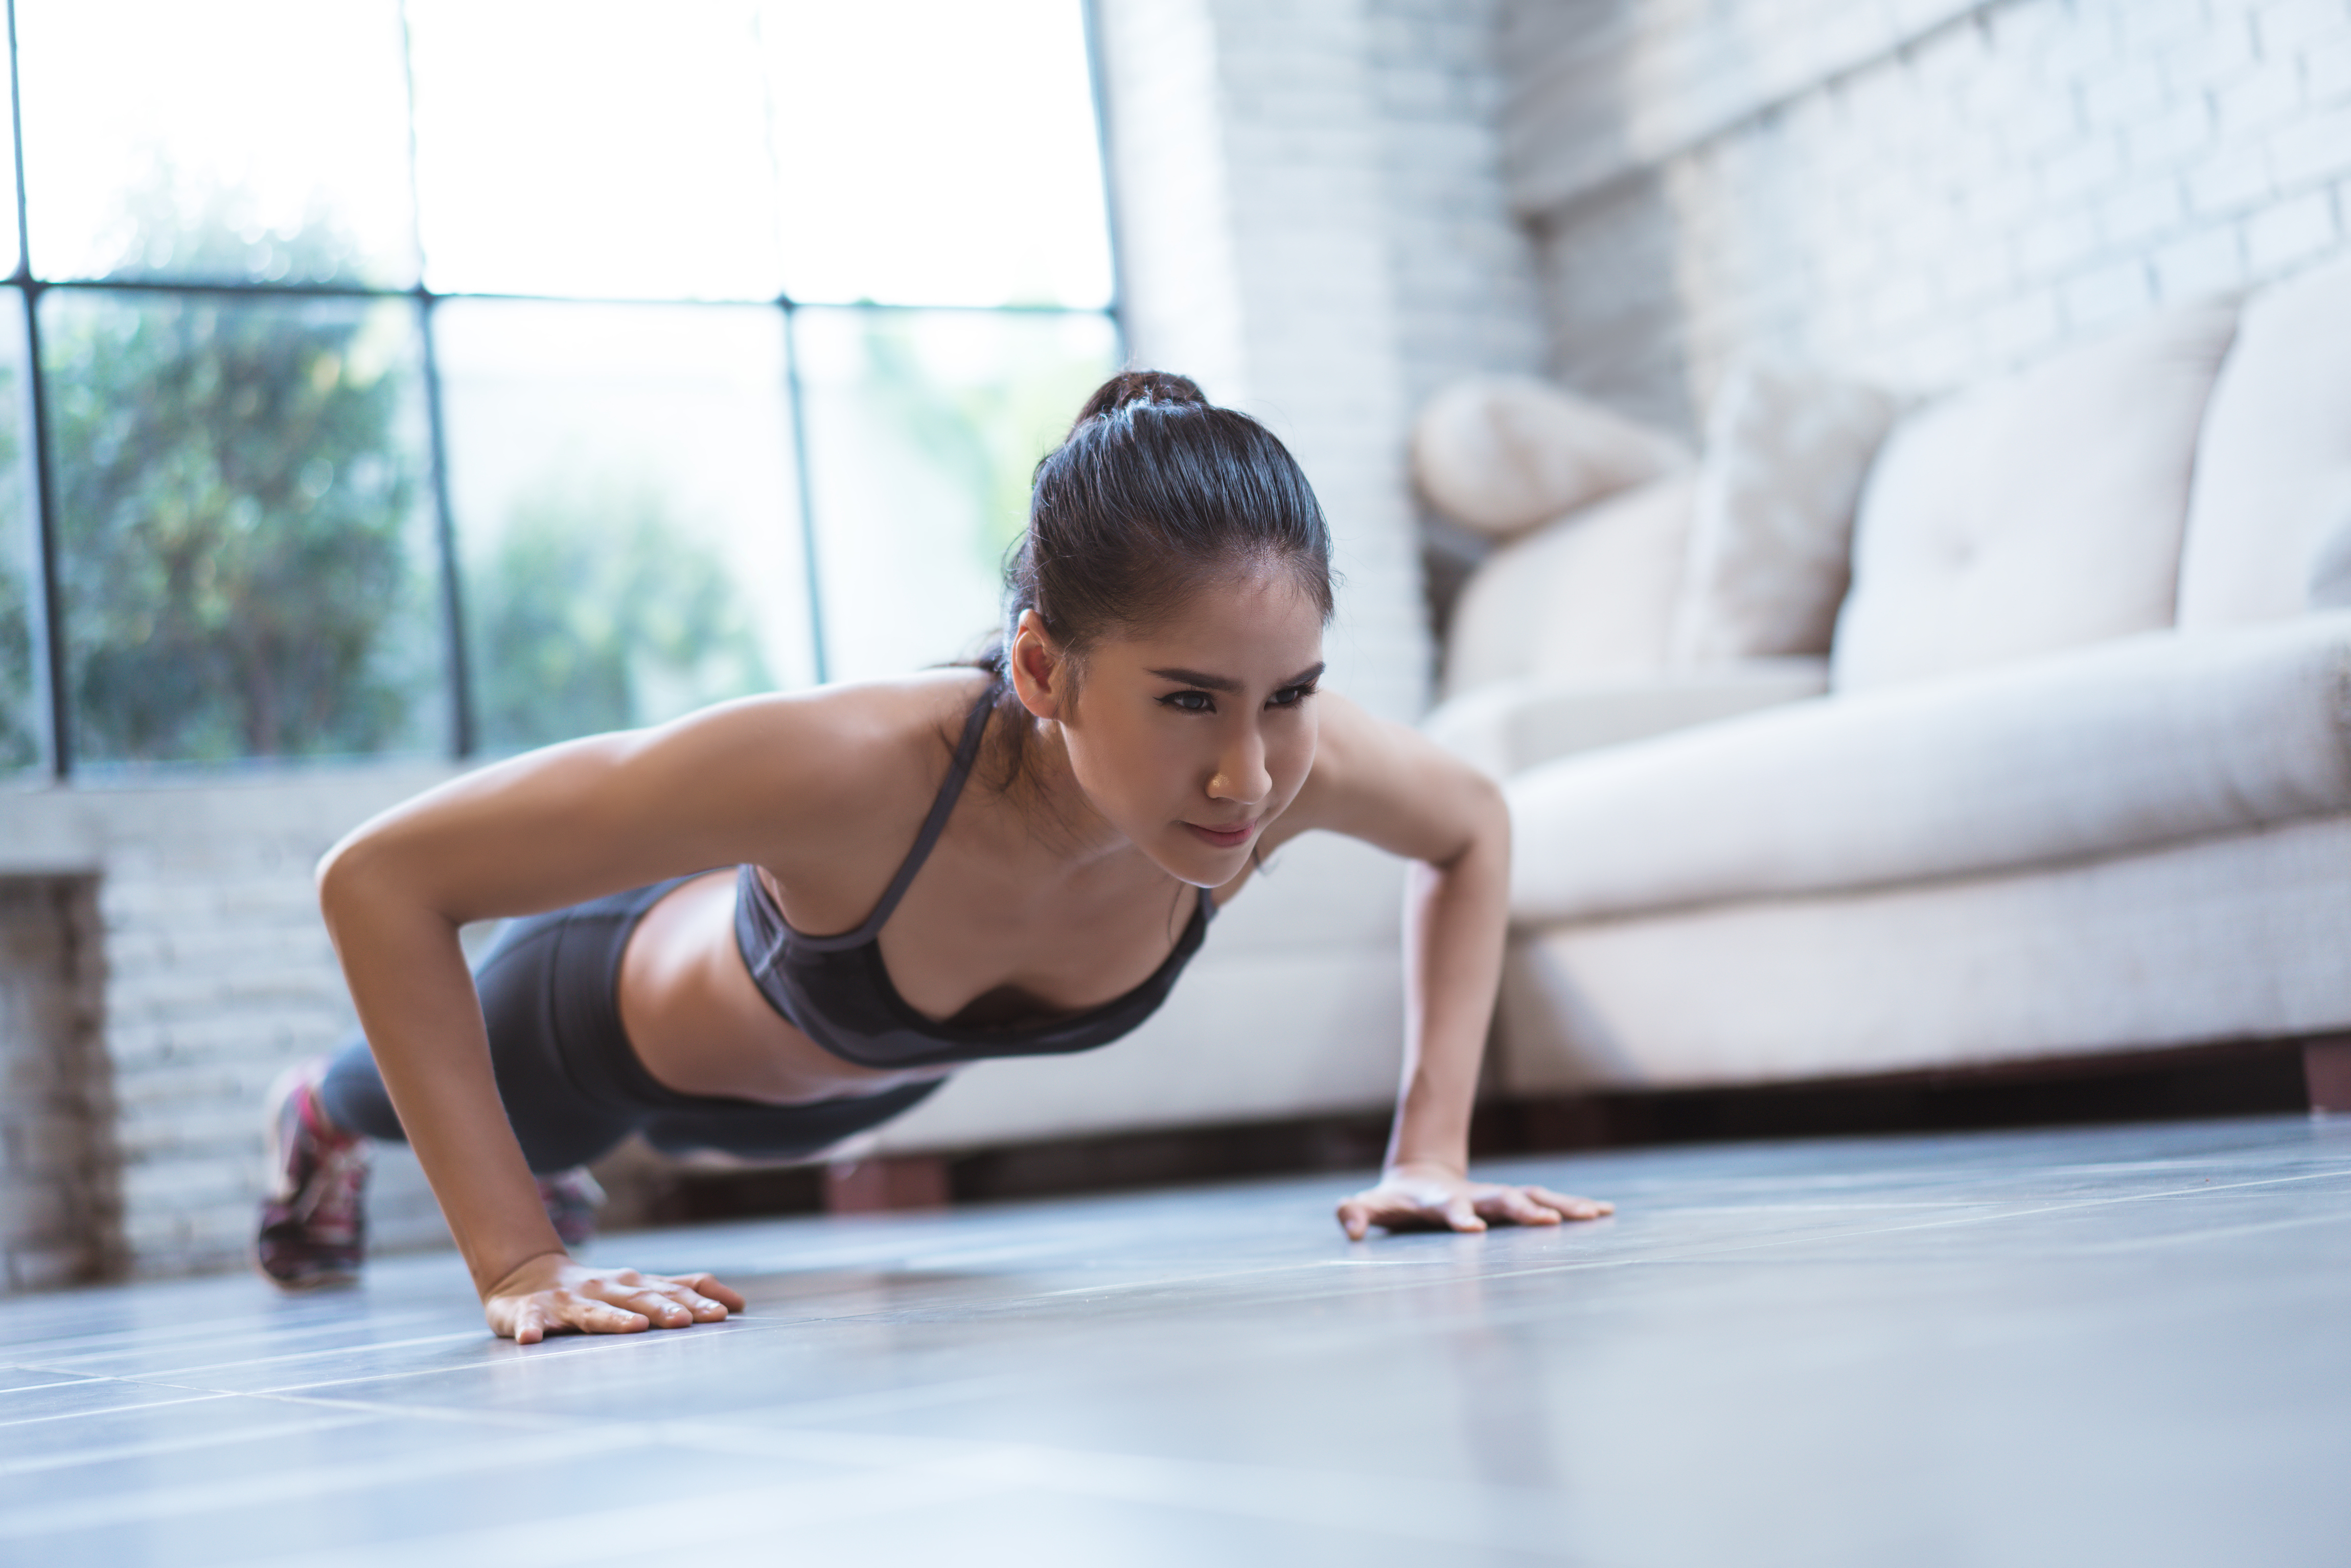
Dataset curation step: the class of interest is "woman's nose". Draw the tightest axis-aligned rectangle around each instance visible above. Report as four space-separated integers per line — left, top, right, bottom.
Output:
1208 727 1271 804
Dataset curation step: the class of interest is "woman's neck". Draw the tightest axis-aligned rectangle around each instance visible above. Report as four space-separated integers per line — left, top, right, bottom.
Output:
996 714 1145 874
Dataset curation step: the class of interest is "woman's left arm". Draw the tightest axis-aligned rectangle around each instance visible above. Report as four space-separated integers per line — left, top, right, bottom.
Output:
1273 694 1611 1238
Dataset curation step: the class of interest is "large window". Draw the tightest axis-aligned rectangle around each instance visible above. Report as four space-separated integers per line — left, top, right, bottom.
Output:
1 0 1119 777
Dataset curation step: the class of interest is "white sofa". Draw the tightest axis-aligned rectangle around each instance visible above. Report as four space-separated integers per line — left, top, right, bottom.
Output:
1422 259 2351 1100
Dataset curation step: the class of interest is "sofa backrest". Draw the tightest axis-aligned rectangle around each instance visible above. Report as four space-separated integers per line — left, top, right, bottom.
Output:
2176 258 2351 628
1442 475 1694 699
1831 301 2241 693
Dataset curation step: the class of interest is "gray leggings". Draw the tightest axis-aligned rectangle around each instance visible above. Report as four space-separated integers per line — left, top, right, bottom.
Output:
317 876 944 1173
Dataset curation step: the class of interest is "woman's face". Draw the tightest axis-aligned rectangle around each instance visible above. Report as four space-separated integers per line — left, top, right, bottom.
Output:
1023 567 1326 887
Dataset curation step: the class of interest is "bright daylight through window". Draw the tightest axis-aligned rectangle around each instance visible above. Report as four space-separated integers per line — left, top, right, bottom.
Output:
0 0 1119 775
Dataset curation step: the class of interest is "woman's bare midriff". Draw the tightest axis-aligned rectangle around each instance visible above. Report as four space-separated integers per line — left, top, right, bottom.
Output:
614 871 948 1104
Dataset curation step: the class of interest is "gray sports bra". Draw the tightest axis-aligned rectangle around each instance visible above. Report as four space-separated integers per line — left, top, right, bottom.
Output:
732 680 1216 1070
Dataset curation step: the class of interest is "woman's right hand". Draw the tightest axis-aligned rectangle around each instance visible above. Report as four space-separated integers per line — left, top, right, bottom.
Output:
482 1252 746 1344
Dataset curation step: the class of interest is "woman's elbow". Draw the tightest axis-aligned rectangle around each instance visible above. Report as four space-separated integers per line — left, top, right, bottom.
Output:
1457 770 1510 869
315 823 397 929
1422 770 1509 877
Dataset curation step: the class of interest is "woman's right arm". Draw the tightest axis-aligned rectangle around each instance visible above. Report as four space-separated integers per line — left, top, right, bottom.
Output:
315 687 923 1340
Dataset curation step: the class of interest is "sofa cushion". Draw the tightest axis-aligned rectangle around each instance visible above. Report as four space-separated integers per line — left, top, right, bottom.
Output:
1411 375 1691 540
1832 302 2240 693
1423 660 1829 780
1507 613 2351 926
1668 364 1901 665
2177 258 2351 627
1443 475 1695 699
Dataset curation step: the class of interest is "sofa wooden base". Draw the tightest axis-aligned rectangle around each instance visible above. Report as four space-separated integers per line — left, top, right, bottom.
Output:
2304 1036 2351 1115
824 1155 952 1213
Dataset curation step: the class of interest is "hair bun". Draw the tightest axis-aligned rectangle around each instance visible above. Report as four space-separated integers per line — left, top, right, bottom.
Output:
1073 369 1208 427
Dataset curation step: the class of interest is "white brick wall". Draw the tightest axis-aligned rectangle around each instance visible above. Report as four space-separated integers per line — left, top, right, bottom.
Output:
0 876 114 1289
1367 0 1549 412
1509 0 2351 429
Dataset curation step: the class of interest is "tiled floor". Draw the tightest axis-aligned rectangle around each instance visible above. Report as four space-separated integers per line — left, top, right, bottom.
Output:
4 1114 2348 1566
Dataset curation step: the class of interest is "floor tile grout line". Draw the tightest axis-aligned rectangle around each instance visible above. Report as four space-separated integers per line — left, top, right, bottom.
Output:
0 1369 105 1394
218 1457 1038 1568
0 1408 385 1478
0 1389 237 1429
0 1306 464 1362
226 1379 1046 1447
224 1388 643 1438
2055 1206 2351 1256
12 1329 492 1383
9 1317 813 1402
0 1423 644 1540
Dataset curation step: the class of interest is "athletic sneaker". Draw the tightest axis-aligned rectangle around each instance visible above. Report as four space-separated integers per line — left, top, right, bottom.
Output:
535 1168 606 1248
255 1058 369 1289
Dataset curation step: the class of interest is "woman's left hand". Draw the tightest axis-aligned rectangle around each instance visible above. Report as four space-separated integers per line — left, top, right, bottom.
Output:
1335 1162 1612 1240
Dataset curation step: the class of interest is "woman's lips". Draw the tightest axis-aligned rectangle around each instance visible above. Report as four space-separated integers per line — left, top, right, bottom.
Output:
1185 820 1256 849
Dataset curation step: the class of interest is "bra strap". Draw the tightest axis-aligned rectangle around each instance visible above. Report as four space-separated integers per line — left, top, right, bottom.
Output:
803 677 1001 950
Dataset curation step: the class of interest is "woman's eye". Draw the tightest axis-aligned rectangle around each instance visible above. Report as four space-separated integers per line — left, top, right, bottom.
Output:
1161 691 1214 713
1269 684 1317 708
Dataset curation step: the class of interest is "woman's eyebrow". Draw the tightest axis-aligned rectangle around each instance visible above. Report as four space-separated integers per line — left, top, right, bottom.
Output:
1149 666 1241 691
1147 662 1326 692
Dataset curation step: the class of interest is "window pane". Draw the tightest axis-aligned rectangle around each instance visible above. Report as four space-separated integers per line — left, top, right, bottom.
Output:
764 0 1113 309
0 298 35 773
796 307 1118 683
44 290 445 768
408 1 781 301
17 1 417 287
435 300 812 752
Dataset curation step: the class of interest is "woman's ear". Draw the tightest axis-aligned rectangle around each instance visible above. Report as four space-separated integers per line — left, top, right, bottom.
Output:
1007 610 1070 721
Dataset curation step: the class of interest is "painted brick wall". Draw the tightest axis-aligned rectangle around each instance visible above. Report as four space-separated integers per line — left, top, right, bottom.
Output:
1365 0 1555 628
0 875 116 1289
1369 0 1554 411
1507 0 2351 432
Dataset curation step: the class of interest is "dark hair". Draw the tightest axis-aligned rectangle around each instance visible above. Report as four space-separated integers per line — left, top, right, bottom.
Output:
966 370 1335 783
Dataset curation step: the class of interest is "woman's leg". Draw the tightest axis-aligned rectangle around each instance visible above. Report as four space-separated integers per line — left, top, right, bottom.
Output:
310 915 642 1173
636 1078 947 1163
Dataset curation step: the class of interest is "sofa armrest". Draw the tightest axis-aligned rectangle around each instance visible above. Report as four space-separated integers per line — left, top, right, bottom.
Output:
1507 614 2351 926
1423 660 1830 780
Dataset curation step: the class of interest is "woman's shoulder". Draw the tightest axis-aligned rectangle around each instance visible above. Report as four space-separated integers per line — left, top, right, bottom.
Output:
662 668 996 825
714 666 988 740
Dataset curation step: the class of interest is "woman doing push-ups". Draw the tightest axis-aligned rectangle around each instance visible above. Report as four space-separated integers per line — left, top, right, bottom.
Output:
256 371 1611 1342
